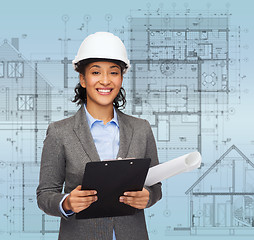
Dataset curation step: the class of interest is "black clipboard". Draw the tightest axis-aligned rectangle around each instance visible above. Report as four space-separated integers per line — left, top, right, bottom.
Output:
76 158 151 219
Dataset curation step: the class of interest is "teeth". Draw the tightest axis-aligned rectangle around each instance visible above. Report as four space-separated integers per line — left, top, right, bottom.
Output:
97 89 111 93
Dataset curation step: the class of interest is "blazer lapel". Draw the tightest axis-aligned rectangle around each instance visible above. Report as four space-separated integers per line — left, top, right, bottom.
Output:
73 105 100 162
116 109 134 159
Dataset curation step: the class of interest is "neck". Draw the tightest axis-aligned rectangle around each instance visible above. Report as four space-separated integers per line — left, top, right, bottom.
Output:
86 103 114 125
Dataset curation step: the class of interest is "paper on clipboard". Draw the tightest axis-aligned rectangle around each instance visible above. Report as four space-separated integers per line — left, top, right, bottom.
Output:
144 152 201 186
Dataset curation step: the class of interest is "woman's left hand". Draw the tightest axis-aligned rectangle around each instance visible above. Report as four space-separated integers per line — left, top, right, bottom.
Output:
119 188 149 209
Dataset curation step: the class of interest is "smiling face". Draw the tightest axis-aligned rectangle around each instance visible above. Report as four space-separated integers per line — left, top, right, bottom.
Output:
79 61 123 111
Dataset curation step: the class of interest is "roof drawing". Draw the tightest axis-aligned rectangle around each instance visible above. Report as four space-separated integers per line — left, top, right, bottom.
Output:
185 145 254 194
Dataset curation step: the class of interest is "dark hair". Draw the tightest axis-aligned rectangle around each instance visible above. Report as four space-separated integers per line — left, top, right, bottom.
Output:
72 58 127 109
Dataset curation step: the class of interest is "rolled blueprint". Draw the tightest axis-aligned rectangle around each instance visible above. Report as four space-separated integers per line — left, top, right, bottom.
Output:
144 151 201 186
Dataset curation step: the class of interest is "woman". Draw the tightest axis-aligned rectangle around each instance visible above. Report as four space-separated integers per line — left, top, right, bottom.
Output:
37 32 162 240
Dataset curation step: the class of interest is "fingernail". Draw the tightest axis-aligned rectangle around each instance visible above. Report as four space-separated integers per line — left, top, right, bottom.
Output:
124 192 128 196
120 197 124 202
94 191 97 194
94 196 98 201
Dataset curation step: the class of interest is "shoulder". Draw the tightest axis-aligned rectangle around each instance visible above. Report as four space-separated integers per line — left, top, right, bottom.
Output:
116 109 151 130
48 106 83 133
49 115 75 130
46 114 76 139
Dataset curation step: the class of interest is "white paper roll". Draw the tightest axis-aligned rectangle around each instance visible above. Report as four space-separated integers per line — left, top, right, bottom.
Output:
144 151 202 186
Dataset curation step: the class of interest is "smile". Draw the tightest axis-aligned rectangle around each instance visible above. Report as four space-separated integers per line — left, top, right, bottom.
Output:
96 89 113 93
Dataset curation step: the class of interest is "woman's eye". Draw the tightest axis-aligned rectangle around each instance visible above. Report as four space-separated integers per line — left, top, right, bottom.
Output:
111 72 119 75
92 71 100 75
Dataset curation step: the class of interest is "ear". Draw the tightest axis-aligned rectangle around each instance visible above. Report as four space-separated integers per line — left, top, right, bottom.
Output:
79 74 86 88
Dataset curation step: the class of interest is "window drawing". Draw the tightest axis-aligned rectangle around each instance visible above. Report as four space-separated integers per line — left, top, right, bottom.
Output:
7 61 24 78
17 94 34 111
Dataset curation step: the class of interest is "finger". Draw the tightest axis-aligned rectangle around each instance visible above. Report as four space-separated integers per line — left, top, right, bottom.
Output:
70 195 98 204
74 185 97 195
73 199 96 209
68 196 97 211
123 191 143 197
124 200 147 209
71 198 97 212
124 188 149 197
79 195 98 203
120 196 145 204
74 190 97 197
123 191 147 198
119 196 148 209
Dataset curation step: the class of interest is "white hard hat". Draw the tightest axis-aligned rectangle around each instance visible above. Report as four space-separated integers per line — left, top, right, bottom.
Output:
72 32 130 74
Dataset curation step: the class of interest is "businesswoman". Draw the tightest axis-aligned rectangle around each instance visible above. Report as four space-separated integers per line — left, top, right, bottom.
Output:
37 32 162 240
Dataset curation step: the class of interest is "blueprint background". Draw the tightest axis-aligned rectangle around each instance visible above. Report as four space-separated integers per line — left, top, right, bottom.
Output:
0 0 254 239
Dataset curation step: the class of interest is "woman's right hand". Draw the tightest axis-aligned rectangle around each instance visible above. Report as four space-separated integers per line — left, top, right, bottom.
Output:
63 185 97 213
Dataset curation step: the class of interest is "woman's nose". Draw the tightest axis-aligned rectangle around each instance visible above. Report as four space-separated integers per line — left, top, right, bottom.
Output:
99 73 111 85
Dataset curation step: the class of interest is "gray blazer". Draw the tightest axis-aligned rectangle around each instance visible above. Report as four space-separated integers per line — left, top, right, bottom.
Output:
37 106 162 240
